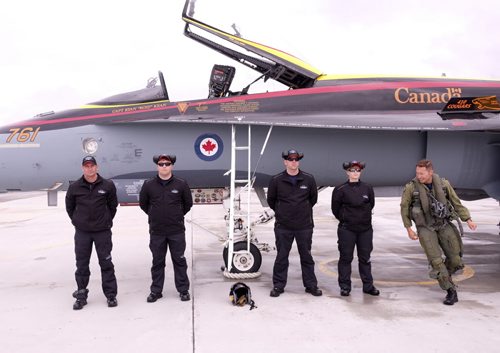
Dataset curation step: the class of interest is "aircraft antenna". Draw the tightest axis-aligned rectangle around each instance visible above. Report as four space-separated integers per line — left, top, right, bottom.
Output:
231 23 241 38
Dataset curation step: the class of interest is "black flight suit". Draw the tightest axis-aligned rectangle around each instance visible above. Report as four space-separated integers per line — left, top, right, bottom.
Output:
65 174 118 300
267 170 319 290
139 175 193 295
331 180 376 292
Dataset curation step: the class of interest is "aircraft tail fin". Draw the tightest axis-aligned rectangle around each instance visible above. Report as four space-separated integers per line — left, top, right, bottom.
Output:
438 96 500 120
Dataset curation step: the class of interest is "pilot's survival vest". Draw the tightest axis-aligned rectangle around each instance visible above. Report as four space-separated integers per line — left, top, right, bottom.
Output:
409 174 459 231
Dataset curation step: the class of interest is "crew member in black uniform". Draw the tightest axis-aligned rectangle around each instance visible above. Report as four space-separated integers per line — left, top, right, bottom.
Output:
65 155 119 310
267 149 322 298
139 154 193 302
331 161 380 297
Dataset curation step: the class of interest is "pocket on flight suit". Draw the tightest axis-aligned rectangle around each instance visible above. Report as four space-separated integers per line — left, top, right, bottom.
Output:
411 206 427 227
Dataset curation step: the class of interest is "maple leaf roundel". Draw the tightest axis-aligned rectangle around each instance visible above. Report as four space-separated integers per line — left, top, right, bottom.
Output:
194 133 224 161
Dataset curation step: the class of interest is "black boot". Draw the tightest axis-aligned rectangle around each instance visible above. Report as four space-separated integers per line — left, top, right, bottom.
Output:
72 289 89 310
73 298 87 310
270 288 284 297
107 297 118 307
443 288 458 305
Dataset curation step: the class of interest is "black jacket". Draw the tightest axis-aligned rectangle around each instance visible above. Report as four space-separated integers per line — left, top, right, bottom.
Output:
331 180 375 232
65 174 118 232
139 175 193 236
267 170 318 230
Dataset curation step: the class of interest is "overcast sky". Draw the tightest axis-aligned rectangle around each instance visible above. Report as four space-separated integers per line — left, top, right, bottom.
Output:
1 0 499 126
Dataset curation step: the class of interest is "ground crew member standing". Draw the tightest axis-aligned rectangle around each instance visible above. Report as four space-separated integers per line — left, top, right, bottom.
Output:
267 149 322 297
65 156 118 310
331 161 380 297
400 159 477 305
139 154 193 302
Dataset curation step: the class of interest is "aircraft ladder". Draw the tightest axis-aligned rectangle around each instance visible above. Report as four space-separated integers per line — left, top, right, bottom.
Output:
224 124 259 278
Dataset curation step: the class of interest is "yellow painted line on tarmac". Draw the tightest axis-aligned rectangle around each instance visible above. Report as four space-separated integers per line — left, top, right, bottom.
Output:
319 259 475 286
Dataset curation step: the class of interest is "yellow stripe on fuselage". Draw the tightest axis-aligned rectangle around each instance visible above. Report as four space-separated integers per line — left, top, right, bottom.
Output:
317 74 500 81
79 99 169 109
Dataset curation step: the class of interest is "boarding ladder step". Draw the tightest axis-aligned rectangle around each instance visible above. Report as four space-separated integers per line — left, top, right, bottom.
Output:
226 124 252 273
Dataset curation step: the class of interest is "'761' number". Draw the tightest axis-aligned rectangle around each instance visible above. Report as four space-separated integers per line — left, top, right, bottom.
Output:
7 127 41 143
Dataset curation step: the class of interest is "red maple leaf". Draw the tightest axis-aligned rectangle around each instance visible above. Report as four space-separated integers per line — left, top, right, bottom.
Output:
202 139 217 154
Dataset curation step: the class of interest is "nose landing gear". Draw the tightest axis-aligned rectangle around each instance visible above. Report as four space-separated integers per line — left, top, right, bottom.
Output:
223 241 262 274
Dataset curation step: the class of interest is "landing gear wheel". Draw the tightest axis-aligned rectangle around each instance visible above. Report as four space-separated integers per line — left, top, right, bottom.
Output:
223 241 262 273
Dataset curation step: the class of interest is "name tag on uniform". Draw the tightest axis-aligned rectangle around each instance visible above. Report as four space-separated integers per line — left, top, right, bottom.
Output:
300 185 308 189
98 189 106 194
171 189 179 194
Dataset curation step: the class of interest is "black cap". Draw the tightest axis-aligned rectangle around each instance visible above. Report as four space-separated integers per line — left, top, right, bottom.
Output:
282 149 304 160
153 154 177 165
342 160 365 170
82 156 97 165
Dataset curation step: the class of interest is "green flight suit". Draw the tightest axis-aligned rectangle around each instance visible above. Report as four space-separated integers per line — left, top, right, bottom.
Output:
400 174 471 290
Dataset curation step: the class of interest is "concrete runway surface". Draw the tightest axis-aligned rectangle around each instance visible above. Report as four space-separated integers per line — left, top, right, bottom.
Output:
0 190 499 353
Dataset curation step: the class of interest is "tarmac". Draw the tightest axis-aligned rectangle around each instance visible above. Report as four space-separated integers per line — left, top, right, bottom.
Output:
1 189 499 353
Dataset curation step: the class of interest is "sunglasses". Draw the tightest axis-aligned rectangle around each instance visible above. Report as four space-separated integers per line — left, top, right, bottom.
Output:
347 168 361 173
286 158 300 162
158 162 172 167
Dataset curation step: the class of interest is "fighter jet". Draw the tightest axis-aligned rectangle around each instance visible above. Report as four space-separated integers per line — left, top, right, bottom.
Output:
1 0 499 274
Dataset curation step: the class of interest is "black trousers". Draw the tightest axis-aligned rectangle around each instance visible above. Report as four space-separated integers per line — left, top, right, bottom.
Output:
272 227 318 290
74 229 117 299
149 232 190 294
337 227 374 291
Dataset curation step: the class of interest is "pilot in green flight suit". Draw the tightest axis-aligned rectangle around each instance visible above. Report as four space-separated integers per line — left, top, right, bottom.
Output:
400 159 477 305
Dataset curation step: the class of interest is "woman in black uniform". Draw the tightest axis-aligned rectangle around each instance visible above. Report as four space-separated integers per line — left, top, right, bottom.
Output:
331 161 380 297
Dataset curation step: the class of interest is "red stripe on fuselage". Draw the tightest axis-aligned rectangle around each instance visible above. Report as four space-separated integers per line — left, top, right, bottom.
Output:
14 80 500 127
